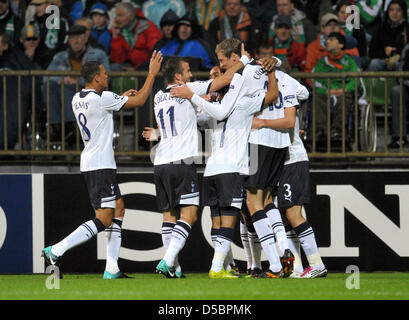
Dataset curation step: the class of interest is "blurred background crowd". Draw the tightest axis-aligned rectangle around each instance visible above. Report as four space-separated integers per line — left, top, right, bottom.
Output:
1 0 409 151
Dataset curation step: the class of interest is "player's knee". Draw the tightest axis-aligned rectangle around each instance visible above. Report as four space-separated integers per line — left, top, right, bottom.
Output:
115 206 125 218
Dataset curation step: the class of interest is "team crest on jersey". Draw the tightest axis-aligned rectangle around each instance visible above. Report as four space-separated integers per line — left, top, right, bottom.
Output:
113 93 123 100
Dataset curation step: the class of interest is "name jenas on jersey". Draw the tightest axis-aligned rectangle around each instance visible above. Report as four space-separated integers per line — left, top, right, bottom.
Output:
155 92 186 106
73 101 89 110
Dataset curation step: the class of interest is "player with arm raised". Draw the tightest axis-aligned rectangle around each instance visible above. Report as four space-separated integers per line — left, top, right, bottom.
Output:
41 51 163 279
183 38 289 279
153 52 252 278
171 46 280 279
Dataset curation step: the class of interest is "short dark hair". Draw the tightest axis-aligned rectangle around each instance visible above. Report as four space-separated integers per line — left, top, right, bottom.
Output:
328 32 345 49
161 56 188 84
256 41 273 54
81 61 102 84
0 31 12 47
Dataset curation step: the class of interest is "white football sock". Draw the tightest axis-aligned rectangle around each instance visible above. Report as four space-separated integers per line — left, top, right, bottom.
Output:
52 218 105 257
265 203 288 257
251 210 282 272
294 221 325 269
239 221 253 270
211 227 233 273
105 218 122 274
163 220 191 267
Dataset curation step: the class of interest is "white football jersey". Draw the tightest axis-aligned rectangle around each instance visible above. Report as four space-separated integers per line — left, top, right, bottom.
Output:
248 69 299 148
286 115 309 165
153 80 212 165
191 73 265 176
285 81 309 165
72 89 128 172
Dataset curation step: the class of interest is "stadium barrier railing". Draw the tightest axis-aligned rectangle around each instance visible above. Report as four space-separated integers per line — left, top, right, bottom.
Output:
1 70 409 161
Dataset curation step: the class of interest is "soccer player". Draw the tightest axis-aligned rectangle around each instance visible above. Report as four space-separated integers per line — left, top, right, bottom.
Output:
170 50 280 279
153 55 251 278
252 80 328 279
187 38 293 278
41 51 163 279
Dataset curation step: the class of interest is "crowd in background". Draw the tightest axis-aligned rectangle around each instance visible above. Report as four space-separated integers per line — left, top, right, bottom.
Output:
1 0 409 150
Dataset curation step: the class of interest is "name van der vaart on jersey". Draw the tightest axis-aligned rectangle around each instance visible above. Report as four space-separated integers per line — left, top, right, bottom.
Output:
155 93 186 105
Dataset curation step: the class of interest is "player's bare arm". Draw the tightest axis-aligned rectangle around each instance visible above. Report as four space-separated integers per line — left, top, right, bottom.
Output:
123 50 163 108
263 71 279 106
251 106 296 130
207 43 251 93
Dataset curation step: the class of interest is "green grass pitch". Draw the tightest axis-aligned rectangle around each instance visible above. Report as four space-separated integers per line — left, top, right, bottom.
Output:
0 272 408 300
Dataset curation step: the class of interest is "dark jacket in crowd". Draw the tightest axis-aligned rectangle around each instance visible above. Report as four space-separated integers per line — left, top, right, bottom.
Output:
369 0 409 59
0 47 43 149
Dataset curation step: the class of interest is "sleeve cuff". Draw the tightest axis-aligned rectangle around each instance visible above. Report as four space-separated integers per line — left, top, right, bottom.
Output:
240 55 250 66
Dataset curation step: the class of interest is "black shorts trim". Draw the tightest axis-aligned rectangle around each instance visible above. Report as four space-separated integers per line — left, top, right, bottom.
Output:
203 173 245 210
82 169 121 210
277 161 311 208
154 162 200 212
244 144 287 190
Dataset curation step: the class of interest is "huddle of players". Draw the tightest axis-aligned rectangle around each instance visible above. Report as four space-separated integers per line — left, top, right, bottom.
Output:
148 38 327 279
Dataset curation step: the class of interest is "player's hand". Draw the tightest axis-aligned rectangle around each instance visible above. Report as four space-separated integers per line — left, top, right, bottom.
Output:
241 43 251 60
142 127 160 141
170 82 194 100
122 89 138 96
251 117 264 130
149 50 163 76
201 94 212 102
257 57 278 73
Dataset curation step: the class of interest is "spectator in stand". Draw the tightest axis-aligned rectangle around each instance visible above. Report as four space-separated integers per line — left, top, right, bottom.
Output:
269 0 317 47
153 8 179 50
18 24 41 65
270 15 306 71
335 0 368 68
142 0 186 29
312 32 359 143
389 42 409 148
29 0 69 69
368 0 408 71
89 2 111 54
160 11 216 70
305 13 360 73
9 0 28 21
244 0 277 43
355 0 384 40
292 0 332 27
45 25 110 145
0 28 43 150
0 0 24 45
110 2 162 71
74 16 107 53
208 0 253 50
195 0 223 30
